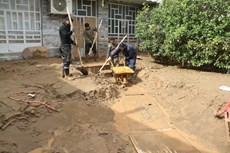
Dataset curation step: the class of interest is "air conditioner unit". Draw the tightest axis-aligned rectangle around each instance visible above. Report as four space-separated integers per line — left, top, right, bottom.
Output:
49 0 72 14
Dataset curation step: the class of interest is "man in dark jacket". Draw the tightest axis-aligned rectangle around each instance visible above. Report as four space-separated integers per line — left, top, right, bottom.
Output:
109 42 137 71
59 17 75 79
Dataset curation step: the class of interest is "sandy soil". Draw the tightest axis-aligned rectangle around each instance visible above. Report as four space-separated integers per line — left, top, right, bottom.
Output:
0 54 230 153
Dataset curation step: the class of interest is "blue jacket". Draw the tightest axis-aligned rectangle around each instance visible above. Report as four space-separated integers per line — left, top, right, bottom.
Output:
110 43 136 60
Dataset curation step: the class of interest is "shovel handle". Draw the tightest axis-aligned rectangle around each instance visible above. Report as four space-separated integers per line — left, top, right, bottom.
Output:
88 31 98 56
66 7 73 27
88 19 103 56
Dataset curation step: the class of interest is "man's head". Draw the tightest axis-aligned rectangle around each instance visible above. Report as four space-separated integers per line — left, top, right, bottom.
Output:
85 23 90 30
65 16 74 25
119 43 126 51
109 37 116 44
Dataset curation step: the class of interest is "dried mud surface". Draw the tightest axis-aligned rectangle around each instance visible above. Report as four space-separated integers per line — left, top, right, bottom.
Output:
0 55 230 153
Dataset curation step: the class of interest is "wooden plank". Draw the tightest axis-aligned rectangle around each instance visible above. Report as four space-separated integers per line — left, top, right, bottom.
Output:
73 62 110 68
85 17 96 29
99 69 112 74
72 17 85 60
74 18 84 48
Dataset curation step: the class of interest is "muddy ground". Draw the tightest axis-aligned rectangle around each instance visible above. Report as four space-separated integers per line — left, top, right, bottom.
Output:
0 54 230 153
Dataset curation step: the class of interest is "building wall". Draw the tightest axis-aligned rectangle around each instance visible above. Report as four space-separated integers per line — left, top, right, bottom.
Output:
41 0 109 57
41 0 67 57
0 0 43 60
41 0 140 58
0 0 142 60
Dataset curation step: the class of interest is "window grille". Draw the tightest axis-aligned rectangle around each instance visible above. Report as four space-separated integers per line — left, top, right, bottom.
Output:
75 0 96 17
108 3 137 42
0 0 41 45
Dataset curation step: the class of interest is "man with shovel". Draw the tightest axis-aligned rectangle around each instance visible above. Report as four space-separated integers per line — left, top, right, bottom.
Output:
83 23 97 62
59 17 76 80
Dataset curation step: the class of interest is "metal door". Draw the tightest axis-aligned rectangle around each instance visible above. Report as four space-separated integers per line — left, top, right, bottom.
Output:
72 0 97 57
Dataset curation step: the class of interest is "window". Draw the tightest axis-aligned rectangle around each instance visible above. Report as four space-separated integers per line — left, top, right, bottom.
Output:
76 0 96 17
0 0 41 44
108 3 137 40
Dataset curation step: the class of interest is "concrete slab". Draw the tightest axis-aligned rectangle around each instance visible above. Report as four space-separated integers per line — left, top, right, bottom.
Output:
72 61 111 74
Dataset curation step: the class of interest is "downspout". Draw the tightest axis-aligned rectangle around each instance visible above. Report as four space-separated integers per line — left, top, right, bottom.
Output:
40 0 44 46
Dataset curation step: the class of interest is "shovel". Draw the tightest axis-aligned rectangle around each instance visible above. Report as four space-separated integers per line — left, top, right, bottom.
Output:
67 7 88 75
88 19 103 56
74 38 88 75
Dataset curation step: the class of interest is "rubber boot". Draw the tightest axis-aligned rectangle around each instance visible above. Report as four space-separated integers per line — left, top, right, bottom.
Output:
64 69 74 80
64 69 69 77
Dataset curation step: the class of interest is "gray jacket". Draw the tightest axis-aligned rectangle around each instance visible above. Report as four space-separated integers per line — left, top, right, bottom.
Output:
83 26 97 44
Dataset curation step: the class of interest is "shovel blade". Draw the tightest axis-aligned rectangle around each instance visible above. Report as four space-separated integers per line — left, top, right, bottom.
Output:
77 67 88 75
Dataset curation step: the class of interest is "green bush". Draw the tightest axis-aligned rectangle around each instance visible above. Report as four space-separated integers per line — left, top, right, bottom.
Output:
136 0 230 69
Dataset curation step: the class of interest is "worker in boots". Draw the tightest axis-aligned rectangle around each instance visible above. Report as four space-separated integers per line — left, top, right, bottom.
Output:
59 17 76 80
83 23 97 62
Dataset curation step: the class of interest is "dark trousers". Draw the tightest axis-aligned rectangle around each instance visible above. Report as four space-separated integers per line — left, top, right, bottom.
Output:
125 56 136 71
60 44 71 76
85 43 96 55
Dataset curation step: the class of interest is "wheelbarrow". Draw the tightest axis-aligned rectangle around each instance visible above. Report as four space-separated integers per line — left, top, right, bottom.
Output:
98 52 134 84
109 60 134 84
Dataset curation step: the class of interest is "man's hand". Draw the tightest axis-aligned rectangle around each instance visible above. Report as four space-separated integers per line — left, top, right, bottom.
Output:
70 26 75 32
72 41 78 47
107 56 112 61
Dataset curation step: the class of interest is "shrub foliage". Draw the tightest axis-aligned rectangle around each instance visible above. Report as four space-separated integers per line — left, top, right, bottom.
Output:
136 0 230 69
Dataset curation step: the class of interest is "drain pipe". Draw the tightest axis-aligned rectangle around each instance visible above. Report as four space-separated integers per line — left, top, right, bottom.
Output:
40 0 44 46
